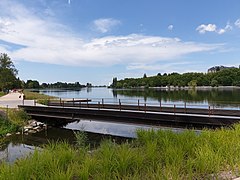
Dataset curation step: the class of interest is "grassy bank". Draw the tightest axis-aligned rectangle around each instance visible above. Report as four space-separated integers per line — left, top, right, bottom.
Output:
23 90 56 105
0 125 240 179
0 109 30 137
0 92 4 97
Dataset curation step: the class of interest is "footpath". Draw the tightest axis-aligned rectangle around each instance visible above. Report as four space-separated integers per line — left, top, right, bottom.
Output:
0 92 42 108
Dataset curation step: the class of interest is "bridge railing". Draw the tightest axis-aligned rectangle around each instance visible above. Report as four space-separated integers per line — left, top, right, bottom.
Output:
28 97 239 117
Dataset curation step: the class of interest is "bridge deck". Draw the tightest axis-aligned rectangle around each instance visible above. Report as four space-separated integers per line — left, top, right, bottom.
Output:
19 103 240 128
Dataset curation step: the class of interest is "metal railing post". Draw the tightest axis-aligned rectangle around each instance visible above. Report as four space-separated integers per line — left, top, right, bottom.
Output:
102 99 104 108
160 100 162 111
73 98 74 107
87 98 89 108
144 103 146 113
138 99 140 111
119 99 121 111
98 101 100 110
174 104 176 115
184 102 186 113
208 106 211 116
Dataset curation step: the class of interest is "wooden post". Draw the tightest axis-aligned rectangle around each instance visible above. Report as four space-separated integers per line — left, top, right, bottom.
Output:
144 103 146 113
79 101 81 109
34 100 36 106
60 98 62 106
138 99 140 111
102 99 104 108
98 101 100 110
119 99 121 111
87 98 89 108
62 101 64 107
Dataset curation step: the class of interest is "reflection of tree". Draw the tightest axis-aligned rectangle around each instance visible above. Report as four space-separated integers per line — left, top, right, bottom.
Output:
112 90 118 98
87 87 92 93
112 89 240 107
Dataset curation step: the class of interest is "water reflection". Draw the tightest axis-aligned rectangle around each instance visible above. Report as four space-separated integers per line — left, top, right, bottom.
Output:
0 119 192 163
38 87 240 109
112 88 240 108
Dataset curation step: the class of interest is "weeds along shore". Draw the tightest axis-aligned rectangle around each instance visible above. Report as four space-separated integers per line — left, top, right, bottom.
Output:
0 125 240 179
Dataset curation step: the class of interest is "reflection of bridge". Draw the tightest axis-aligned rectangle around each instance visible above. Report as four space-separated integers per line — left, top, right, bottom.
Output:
19 98 240 128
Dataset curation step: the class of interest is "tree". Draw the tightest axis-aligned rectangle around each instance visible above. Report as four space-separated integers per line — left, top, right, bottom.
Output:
0 53 18 91
111 77 118 88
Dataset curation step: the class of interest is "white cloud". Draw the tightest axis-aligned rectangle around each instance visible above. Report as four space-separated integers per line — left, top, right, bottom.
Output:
93 18 121 33
0 0 221 70
235 19 240 28
196 23 233 35
196 24 217 34
168 25 174 31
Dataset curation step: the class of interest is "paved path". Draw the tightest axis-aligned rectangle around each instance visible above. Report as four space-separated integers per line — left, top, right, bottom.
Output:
0 92 43 108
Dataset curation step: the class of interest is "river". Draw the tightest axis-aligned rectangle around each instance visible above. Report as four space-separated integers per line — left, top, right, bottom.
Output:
1 87 239 163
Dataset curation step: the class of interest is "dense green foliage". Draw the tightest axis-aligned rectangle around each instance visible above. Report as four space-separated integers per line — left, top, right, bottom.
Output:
0 109 30 136
0 53 22 91
23 81 92 89
111 68 240 88
1 125 240 179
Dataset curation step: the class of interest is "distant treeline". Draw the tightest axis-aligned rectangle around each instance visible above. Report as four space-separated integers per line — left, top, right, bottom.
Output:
111 68 240 88
23 80 93 89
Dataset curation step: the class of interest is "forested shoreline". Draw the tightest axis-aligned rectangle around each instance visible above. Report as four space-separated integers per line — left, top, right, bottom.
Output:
111 68 240 88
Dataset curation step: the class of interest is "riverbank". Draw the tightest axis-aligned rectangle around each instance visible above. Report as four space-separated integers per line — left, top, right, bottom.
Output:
0 125 240 179
0 91 53 136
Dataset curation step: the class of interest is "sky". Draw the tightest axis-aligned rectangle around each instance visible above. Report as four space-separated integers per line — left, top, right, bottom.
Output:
0 0 240 85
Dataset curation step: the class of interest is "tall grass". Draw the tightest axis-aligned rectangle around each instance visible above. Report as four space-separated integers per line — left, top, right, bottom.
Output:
0 125 240 179
0 108 30 136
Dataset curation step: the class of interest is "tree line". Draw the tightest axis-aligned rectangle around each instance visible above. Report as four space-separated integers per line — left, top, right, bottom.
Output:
111 69 240 88
0 53 92 92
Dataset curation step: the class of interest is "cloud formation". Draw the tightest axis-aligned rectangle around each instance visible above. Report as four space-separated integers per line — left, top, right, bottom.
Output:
235 19 240 28
196 23 232 35
0 0 221 70
196 24 217 34
168 25 174 31
93 18 121 33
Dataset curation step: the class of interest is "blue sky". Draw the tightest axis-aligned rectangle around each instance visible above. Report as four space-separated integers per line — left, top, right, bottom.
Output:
0 0 240 85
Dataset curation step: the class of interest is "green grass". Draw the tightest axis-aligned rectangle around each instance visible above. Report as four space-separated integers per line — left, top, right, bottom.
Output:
0 108 30 136
1 125 240 179
0 92 4 97
23 90 56 105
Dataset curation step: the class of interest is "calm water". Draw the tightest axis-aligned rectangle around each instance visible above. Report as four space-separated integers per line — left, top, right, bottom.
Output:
39 87 240 109
0 120 186 163
1 87 238 163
